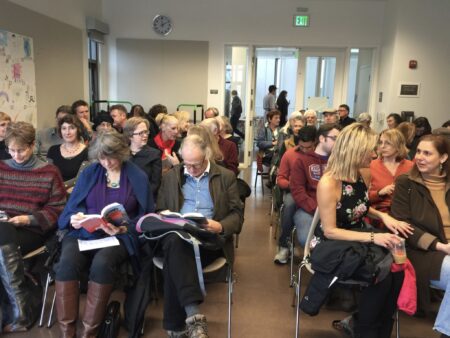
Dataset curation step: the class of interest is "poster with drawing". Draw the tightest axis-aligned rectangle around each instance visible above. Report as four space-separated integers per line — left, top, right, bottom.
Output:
0 30 37 126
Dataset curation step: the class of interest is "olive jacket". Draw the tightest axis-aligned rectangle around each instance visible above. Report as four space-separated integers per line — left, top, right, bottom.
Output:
391 167 450 314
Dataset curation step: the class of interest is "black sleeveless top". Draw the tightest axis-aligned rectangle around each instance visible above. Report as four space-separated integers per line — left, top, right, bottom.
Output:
336 177 370 230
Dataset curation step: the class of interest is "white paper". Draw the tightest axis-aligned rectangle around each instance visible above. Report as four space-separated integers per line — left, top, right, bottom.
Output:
77 236 120 251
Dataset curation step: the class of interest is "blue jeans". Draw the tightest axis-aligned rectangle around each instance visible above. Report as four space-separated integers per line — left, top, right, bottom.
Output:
430 255 450 336
278 193 297 248
293 208 313 248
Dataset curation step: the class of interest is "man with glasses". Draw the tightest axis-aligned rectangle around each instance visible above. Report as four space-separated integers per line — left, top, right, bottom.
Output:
337 104 356 128
155 135 243 338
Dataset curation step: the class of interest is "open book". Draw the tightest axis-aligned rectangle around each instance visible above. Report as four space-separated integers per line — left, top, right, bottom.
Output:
79 203 130 233
159 210 208 226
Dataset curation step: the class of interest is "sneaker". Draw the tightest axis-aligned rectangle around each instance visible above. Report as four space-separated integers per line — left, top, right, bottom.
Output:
167 330 187 338
274 247 289 264
185 314 209 338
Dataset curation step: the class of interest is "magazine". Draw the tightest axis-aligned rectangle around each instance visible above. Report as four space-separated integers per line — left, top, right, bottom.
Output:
78 203 130 233
159 210 208 226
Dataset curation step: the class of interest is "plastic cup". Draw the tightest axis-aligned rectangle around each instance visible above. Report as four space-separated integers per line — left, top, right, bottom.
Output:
391 238 407 264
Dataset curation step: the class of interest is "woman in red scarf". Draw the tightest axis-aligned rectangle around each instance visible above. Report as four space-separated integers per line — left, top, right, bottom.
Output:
149 114 181 172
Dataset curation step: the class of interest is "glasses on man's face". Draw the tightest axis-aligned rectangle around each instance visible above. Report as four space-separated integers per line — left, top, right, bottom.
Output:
132 130 150 137
184 159 205 170
325 135 337 141
8 146 30 156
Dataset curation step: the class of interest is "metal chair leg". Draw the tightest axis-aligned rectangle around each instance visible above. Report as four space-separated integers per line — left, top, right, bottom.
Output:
396 309 400 338
47 289 56 328
295 263 305 338
289 228 296 287
39 272 51 327
227 266 233 338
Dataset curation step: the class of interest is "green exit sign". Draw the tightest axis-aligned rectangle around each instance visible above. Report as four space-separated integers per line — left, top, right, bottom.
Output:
294 15 310 27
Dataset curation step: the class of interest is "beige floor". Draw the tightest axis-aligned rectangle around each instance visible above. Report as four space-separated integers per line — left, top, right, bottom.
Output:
9 165 440 338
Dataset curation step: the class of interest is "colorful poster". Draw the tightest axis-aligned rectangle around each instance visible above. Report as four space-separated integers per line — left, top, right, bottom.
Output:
0 30 37 126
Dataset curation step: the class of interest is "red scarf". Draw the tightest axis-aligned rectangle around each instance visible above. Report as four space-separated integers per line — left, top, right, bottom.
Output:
154 132 175 160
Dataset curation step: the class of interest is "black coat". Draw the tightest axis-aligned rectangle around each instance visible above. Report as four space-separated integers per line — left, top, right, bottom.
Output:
130 145 162 197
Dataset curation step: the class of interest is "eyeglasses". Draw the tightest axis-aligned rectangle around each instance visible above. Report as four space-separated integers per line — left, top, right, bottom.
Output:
184 158 206 170
325 135 337 141
132 130 150 137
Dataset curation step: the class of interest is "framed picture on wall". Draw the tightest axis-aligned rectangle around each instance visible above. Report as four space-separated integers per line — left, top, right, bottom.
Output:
399 83 420 97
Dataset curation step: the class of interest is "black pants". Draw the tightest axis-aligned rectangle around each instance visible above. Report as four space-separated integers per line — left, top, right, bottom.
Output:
230 114 244 139
355 270 404 338
0 221 45 254
54 236 128 284
160 233 223 331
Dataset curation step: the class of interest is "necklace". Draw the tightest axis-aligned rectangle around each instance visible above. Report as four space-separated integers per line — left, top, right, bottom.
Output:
63 143 81 154
105 172 120 188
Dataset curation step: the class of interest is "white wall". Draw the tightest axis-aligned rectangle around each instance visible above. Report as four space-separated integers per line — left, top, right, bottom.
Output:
376 0 450 129
103 0 386 111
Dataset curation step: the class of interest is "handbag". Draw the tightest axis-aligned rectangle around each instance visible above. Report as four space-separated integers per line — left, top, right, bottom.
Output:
97 300 121 338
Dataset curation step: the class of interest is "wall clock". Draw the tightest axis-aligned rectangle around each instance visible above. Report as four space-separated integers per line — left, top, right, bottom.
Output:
152 15 173 36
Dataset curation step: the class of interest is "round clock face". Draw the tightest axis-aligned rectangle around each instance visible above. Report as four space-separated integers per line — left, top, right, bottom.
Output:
153 15 172 36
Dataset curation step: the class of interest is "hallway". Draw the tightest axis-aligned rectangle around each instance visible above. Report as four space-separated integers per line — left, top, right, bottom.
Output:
11 166 440 338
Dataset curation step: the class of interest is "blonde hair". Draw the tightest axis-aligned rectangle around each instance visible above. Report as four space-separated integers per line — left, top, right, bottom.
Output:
0 111 12 122
397 122 416 146
199 118 220 136
160 114 178 130
378 128 408 160
180 134 213 161
327 123 377 182
217 116 233 134
187 125 223 162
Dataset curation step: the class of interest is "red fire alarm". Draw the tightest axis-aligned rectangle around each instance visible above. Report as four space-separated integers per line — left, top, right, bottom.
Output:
409 60 417 69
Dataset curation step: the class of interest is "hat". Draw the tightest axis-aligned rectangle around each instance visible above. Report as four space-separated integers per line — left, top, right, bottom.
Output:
93 111 114 131
322 109 337 115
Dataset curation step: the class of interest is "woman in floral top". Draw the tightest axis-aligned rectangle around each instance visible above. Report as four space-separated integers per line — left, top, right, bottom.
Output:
316 123 413 338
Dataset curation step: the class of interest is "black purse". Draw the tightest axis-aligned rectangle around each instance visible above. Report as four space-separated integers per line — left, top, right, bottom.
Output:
97 301 121 338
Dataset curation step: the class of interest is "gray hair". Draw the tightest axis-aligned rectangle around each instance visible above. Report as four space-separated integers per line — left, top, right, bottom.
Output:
357 112 372 123
89 129 130 162
180 134 212 160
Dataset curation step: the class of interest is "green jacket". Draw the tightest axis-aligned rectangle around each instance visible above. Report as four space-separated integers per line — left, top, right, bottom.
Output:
156 162 244 263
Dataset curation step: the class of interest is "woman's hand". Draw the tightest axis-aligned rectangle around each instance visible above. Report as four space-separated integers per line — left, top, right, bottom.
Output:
380 213 413 238
8 215 30 226
204 219 223 234
378 184 395 196
70 212 85 229
374 233 401 249
165 150 180 165
99 222 127 236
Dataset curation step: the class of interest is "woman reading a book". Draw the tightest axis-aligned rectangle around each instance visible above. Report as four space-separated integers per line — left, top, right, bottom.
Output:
54 130 153 338
0 122 66 332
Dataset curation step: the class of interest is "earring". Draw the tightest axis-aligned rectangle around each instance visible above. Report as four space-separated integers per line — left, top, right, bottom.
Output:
440 163 443 172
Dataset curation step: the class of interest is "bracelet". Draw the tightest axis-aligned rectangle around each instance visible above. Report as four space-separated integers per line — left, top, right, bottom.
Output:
370 232 375 244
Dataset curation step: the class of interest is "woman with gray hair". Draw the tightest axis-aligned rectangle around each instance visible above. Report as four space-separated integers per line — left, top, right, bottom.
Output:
54 130 154 338
357 112 372 128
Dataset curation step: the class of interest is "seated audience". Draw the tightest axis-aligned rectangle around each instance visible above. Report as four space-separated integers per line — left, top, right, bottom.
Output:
338 104 355 128
35 105 70 159
273 125 316 264
409 117 432 159
124 117 162 197
304 109 318 127
386 113 403 129
47 114 88 187
92 111 114 139
129 104 146 119
0 121 66 332
397 121 416 158
277 111 304 153
217 116 240 151
54 130 153 338
148 114 181 173
256 110 281 166
357 112 372 129
110 104 128 133
173 110 192 139
204 107 219 119
315 123 412 337
278 114 304 161
71 100 93 142
391 135 450 337
322 109 339 124
0 111 12 159
187 124 224 164
153 135 243 337
201 118 239 175
290 124 340 247
148 104 167 137
368 129 414 228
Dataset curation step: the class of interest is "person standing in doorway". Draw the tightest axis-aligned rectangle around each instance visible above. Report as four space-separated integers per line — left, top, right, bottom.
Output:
230 90 244 139
263 85 277 115
276 90 290 127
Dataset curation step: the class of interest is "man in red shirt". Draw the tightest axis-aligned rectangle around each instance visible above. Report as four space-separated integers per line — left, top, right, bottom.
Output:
291 123 340 247
274 126 317 264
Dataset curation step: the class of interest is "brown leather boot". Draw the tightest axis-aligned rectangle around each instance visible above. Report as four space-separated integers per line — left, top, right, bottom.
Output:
55 280 79 338
80 281 113 338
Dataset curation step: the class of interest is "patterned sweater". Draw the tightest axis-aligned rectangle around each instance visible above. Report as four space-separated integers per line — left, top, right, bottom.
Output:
0 161 66 233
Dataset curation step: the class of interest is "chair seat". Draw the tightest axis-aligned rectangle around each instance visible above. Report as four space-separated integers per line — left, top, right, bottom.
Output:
152 256 227 274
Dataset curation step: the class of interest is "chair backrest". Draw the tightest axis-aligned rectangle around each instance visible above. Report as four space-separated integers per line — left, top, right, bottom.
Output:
303 208 321 274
